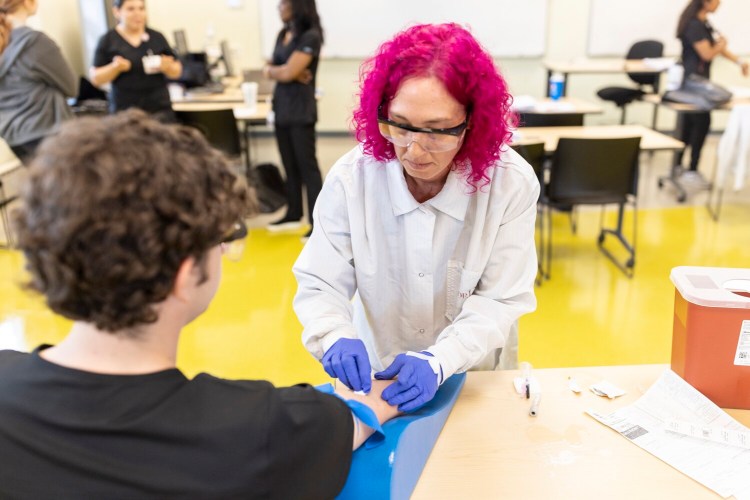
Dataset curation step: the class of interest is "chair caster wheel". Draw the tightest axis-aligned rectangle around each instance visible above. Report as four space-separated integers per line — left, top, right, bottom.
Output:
677 194 686 203
657 179 664 189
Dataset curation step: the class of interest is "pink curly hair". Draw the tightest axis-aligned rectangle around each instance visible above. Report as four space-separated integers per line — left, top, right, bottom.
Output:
352 23 516 186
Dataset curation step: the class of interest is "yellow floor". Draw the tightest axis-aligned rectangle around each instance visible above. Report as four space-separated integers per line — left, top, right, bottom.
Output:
1 202 748 388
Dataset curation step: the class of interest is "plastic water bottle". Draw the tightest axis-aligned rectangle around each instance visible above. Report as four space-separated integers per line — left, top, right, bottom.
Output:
549 72 564 101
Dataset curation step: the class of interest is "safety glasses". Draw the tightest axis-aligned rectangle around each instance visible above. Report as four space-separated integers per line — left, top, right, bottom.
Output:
377 114 468 153
220 220 248 262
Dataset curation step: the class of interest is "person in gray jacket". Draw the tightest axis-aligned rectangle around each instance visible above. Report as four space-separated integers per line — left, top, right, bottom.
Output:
0 0 78 164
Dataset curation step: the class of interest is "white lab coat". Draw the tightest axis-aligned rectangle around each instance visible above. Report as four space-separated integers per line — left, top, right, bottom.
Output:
293 145 539 380
717 104 750 191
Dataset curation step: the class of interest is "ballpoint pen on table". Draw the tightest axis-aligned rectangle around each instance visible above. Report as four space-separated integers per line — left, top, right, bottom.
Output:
529 393 541 417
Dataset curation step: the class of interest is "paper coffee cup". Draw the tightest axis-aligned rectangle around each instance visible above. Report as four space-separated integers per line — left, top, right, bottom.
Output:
168 83 184 101
241 82 259 109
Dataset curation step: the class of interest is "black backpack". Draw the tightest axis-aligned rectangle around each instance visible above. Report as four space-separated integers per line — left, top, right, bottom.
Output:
247 163 287 213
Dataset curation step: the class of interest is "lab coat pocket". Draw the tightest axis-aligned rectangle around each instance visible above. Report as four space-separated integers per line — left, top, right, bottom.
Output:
445 261 482 322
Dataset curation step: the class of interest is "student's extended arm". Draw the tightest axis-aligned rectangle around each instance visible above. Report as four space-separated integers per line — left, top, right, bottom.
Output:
335 379 402 450
720 46 749 77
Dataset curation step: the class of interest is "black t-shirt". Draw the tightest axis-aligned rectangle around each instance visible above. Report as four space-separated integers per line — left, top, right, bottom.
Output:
271 28 322 126
0 348 353 499
93 28 176 114
680 18 715 79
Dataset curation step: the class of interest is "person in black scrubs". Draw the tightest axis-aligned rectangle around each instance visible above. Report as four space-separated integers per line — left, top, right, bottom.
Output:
676 0 748 181
89 0 181 122
1 110 399 498
263 0 323 240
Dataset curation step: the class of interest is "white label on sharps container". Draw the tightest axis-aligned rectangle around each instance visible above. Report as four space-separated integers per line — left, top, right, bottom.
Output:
734 320 750 366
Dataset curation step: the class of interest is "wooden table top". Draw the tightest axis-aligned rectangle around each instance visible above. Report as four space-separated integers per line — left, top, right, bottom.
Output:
412 365 749 499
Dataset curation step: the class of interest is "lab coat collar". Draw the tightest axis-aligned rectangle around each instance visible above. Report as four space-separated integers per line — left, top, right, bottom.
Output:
386 159 421 216
386 160 471 221
427 167 471 222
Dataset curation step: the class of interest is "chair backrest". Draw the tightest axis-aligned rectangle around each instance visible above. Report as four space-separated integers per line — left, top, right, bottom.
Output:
175 109 242 157
626 40 664 89
518 113 584 127
510 142 545 185
548 136 641 204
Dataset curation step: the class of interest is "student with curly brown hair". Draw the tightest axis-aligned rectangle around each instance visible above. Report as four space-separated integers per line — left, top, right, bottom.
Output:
0 110 399 498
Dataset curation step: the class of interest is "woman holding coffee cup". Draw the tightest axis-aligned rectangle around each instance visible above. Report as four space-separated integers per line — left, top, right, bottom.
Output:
90 0 181 122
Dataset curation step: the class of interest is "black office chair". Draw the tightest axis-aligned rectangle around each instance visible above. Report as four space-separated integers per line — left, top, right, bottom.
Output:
596 40 663 125
510 142 547 284
545 136 641 278
176 109 243 158
518 113 583 127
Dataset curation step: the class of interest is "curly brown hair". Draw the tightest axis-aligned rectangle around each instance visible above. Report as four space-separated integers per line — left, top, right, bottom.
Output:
13 110 255 333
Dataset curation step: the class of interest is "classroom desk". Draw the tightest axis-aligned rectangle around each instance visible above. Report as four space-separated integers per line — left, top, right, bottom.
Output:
515 97 603 127
543 59 670 97
171 100 269 119
411 365 750 499
641 94 750 113
511 124 685 153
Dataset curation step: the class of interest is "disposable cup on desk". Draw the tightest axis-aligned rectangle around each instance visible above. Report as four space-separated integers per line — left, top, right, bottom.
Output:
167 83 184 101
241 82 258 113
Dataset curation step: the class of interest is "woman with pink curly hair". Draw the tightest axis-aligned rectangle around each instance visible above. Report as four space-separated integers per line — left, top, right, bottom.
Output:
293 23 539 411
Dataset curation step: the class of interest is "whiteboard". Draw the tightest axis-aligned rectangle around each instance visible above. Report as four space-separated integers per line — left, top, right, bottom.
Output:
258 0 548 59
588 0 750 57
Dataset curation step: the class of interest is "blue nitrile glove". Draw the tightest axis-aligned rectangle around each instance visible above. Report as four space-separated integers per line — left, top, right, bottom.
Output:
321 338 372 393
374 351 442 412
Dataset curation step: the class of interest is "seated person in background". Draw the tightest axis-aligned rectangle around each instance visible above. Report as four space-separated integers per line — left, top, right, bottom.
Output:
0 0 78 164
0 110 399 499
89 0 181 122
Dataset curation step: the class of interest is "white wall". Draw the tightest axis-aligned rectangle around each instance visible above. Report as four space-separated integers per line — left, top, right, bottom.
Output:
31 0 84 76
34 0 750 132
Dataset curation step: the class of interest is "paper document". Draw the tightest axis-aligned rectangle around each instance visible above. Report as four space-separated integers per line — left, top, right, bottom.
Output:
642 57 676 71
587 369 750 499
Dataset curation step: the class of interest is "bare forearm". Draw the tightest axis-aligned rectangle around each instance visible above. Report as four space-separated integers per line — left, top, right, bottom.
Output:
264 64 298 83
90 63 121 87
721 47 740 64
335 379 402 450
163 60 182 80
